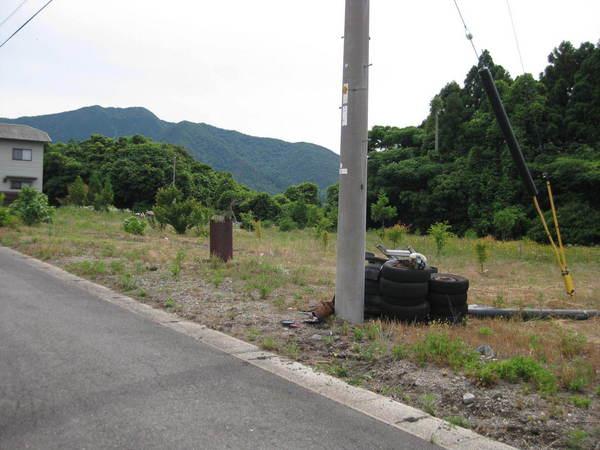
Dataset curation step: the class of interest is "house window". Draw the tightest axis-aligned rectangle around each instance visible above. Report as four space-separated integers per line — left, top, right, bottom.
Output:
12 148 33 161
10 180 32 190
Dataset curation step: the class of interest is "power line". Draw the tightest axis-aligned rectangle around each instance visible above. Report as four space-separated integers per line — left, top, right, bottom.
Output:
505 0 526 73
451 0 480 62
0 0 30 29
0 0 55 50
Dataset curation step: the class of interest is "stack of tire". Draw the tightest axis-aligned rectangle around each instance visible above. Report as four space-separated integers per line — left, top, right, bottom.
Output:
364 260 436 322
427 274 469 324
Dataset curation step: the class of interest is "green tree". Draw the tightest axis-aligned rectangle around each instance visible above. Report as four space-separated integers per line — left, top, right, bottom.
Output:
284 182 319 205
94 176 114 211
153 186 199 234
370 193 397 231
10 187 54 226
428 222 453 256
67 176 88 206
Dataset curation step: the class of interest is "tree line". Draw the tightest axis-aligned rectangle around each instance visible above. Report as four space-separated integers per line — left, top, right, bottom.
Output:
42 40 599 244
366 41 600 245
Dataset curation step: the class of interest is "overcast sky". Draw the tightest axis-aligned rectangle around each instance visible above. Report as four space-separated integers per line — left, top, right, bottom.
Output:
0 0 598 153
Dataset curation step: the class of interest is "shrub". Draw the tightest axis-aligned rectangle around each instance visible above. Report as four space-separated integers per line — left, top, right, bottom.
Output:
153 186 201 234
239 211 255 231
493 206 527 241
475 356 557 393
0 193 12 227
93 176 114 211
278 216 297 232
371 192 397 231
123 216 146 235
428 222 453 256
412 332 479 370
67 176 88 206
386 223 408 247
10 187 54 226
474 238 490 273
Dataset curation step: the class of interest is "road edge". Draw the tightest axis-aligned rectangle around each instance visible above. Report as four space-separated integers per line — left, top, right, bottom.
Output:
2 246 515 450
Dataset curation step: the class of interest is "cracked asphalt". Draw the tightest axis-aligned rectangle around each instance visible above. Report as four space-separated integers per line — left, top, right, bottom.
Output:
0 247 439 449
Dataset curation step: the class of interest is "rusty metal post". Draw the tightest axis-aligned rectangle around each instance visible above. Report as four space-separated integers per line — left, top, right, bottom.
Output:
210 218 233 262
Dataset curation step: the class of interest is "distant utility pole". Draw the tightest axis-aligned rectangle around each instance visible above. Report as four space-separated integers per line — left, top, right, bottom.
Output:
435 110 440 153
335 0 370 324
172 155 177 186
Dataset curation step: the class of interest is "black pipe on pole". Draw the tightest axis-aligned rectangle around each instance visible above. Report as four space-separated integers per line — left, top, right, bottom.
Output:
479 67 538 197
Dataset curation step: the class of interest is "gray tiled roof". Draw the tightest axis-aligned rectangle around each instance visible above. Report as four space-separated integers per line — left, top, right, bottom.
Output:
0 123 51 143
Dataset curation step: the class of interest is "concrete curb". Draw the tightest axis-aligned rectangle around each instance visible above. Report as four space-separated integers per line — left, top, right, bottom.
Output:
4 246 515 450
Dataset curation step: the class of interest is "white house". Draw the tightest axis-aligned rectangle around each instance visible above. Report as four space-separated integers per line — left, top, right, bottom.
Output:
0 124 51 202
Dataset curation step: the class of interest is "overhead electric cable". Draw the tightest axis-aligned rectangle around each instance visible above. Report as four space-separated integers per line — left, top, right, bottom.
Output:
451 0 480 62
0 0 55 50
0 0 30 29
505 0 526 73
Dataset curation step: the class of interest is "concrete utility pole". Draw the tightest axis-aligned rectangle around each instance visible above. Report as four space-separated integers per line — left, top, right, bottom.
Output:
435 110 440 153
335 0 370 324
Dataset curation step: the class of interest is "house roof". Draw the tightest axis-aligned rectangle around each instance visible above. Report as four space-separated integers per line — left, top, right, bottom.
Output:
0 123 51 143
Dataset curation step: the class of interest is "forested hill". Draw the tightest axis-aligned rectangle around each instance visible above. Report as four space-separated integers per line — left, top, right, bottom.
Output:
367 41 600 245
0 106 339 194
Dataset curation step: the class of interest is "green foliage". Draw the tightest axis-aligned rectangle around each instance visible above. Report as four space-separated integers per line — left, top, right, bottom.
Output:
239 211 255 231
428 222 453 256
284 182 320 205
153 186 200 234
170 250 185 279
570 396 591 409
474 238 490 273
278 216 297 232
566 429 589 450
123 216 146 235
386 223 408 247
66 176 88 206
0 194 13 227
475 356 558 393
366 42 600 245
10 187 54 226
493 206 527 241
445 415 471 429
412 332 479 370
370 193 397 230
93 176 114 211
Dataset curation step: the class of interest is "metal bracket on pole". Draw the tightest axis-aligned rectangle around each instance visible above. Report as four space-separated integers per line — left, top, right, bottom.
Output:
335 0 370 324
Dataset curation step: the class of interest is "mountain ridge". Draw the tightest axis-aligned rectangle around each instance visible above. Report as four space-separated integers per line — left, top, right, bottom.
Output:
0 105 339 193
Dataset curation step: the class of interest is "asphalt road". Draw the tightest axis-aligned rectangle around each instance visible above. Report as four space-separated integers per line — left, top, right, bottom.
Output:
0 247 439 450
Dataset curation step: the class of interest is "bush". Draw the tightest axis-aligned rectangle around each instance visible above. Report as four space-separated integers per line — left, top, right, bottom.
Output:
93 176 114 211
386 223 408 247
475 356 557 393
10 187 54 226
474 238 491 273
428 222 453 256
67 176 88 206
493 206 527 241
239 211 255 231
0 193 12 227
123 216 147 235
278 216 297 232
153 186 201 235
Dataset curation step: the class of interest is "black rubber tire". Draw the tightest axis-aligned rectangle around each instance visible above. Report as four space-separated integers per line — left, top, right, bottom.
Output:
380 278 429 300
380 261 431 283
429 273 469 295
429 304 468 324
427 292 468 309
365 279 380 296
365 295 430 322
365 263 382 281
381 294 427 307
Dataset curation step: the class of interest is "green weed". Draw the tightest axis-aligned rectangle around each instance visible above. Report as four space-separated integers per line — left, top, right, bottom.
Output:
419 393 437 416
445 415 471 429
570 396 591 409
